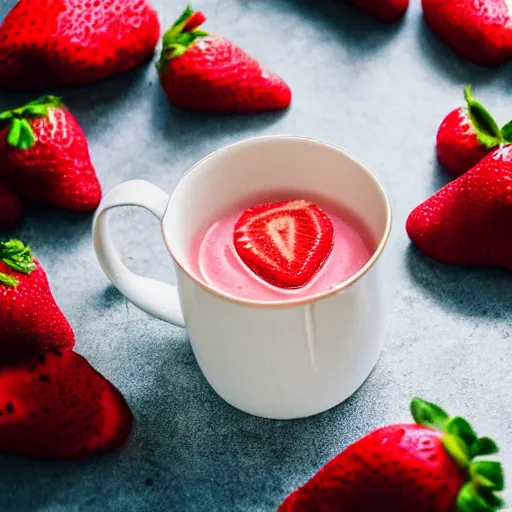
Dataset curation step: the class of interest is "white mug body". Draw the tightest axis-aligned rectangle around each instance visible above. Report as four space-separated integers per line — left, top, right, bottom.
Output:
93 136 392 419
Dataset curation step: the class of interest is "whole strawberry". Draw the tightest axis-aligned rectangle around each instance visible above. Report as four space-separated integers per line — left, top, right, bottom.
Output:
0 0 160 90
0 348 133 459
422 0 512 67
0 239 75 359
0 181 23 231
407 145 512 268
279 398 504 512
0 96 101 211
349 0 409 22
437 86 512 177
157 6 291 113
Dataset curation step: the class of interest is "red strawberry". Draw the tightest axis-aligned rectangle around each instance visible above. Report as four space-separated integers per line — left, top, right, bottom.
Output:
0 181 23 231
437 86 512 177
349 0 409 22
279 398 504 512
0 348 133 459
407 145 512 268
0 96 101 211
422 0 512 67
0 0 160 90
157 6 291 113
233 200 334 288
0 239 75 359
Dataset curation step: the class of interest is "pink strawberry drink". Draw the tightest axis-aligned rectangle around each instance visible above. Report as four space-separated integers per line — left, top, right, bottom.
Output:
190 197 375 301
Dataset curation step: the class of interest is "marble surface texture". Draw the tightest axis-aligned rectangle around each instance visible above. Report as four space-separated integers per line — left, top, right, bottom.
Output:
1 0 512 510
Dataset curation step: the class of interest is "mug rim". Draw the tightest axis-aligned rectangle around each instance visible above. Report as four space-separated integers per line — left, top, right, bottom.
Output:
163 135 393 308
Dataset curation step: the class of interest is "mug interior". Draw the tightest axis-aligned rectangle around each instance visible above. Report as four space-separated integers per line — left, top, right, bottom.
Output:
163 136 392 306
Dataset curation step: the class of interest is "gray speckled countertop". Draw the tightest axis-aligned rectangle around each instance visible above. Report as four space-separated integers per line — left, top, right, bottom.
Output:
1 0 512 510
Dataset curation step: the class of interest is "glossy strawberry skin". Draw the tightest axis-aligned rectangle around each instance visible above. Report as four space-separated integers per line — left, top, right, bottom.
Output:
407 146 512 268
0 348 133 460
279 424 464 512
437 107 493 177
0 259 75 359
0 0 160 90
0 181 23 231
159 35 291 113
349 0 409 22
422 0 512 67
0 107 101 211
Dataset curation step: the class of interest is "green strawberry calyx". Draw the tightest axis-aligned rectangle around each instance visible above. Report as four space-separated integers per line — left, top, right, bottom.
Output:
157 5 209 70
0 96 62 150
0 239 36 287
411 398 504 512
464 85 512 150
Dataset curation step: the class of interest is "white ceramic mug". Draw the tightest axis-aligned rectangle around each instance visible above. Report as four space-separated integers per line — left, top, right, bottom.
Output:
93 136 392 420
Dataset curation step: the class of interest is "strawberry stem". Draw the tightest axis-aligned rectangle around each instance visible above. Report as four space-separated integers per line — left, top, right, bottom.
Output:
157 5 208 70
0 96 62 150
0 239 36 287
411 398 504 512
464 85 502 150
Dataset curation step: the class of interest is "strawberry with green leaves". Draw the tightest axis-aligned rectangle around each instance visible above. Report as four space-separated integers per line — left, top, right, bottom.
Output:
157 6 292 113
0 96 101 211
0 239 75 360
437 86 512 177
279 398 504 512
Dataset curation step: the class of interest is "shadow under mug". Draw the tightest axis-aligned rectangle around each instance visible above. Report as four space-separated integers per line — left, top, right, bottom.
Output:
93 135 392 420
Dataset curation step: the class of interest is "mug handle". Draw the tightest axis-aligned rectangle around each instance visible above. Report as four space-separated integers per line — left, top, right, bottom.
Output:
92 180 185 328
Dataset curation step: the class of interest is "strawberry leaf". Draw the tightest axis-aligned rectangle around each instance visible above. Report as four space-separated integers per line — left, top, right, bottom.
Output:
471 437 499 457
473 132 501 150
171 5 194 30
18 119 36 150
471 461 504 491
2 96 61 149
480 490 504 510
0 111 13 122
445 416 478 446
7 118 22 147
442 434 470 468
164 44 188 59
501 120 512 143
25 104 48 117
159 6 208 67
0 239 36 275
464 85 502 149
163 6 196 46
0 271 18 287
457 483 493 512
410 397 449 430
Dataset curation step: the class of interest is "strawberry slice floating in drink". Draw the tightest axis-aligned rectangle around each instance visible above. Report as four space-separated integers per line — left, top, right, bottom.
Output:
233 200 334 289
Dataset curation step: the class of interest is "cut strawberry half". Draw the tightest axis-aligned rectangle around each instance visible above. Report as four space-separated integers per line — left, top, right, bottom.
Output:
234 200 334 289
0 348 133 460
